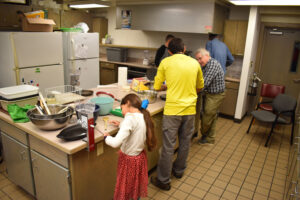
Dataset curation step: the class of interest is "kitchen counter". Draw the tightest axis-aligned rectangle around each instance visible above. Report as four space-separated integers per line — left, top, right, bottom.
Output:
0 85 168 200
0 86 165 155
100 54 155 69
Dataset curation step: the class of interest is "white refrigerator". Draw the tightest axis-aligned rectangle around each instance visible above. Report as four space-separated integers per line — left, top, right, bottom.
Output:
0 32 64 94
63 32 99 89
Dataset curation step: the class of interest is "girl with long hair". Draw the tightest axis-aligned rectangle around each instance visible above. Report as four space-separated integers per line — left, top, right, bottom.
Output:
104 93 157 200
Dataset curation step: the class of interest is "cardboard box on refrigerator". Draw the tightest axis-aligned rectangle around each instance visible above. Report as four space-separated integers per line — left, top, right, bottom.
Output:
21 16 56 32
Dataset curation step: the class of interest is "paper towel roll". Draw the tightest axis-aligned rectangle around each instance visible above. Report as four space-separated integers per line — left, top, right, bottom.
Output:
118 67 128 86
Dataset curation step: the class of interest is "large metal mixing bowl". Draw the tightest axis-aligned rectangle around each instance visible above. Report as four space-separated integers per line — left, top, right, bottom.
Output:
138 90 158 104
27 105 74 131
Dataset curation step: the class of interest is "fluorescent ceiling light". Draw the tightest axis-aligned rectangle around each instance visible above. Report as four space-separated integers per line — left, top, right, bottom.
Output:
69 4 109 9
229 0 300 6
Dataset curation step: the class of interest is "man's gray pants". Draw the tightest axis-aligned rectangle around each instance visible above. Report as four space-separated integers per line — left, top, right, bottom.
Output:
157 115 195 184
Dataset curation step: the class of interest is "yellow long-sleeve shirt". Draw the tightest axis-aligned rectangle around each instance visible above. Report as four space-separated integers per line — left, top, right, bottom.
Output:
154 54 204 115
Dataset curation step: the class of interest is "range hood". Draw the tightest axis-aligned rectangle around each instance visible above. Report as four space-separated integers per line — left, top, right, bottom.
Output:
116 0 229 34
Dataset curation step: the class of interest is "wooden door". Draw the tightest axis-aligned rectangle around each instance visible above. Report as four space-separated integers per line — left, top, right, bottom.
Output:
258 28 300 99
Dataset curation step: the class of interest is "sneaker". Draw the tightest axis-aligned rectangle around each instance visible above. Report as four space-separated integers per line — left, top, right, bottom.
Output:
172 169 183 179
150 176 171 191
198 138 214 145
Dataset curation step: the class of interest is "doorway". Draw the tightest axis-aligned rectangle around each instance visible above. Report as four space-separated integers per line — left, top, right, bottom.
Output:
258 27 300 98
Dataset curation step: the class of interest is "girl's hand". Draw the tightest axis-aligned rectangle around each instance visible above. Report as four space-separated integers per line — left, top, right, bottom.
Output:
109 120 120 127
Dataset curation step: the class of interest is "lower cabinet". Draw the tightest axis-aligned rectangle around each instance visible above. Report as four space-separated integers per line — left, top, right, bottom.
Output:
100 62 117 85
31 150 71 200
1 132 35 196
219 81 239 116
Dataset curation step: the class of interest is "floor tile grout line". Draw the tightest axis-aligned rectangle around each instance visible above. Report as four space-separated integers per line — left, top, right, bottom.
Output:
200 119 249 199
250 123 289 199
177 118 234 199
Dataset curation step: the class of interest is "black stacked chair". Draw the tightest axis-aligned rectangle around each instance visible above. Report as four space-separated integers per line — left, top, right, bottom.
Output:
247 94 297 147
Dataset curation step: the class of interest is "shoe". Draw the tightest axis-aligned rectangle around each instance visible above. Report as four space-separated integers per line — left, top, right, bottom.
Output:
198 138 214 145
150 176 171 191
172 169 183 179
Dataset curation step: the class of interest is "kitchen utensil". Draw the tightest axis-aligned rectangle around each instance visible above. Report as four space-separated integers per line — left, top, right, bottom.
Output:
57 124 86 141
27 105 74 130
75 103 100 122
96 91 121 102
138 90 158 104
45 85 84 105
89 96 114 115
35 105 44 115
39 92 51 115
81 90 94 97
103 116 109 130
58 106 69 114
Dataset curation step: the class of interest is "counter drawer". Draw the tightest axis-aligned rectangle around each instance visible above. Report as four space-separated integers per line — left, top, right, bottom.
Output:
0 119 28 145
29 135 69 169
100 62 115 69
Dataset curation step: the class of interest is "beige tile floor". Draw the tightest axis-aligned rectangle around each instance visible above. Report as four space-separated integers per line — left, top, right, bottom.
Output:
0 116 290 200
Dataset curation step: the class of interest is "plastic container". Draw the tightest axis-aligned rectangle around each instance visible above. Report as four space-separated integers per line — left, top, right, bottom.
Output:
0 95 38 111
0 85 39 100
75 104 100 122
89 97 114 115
106 47 128 62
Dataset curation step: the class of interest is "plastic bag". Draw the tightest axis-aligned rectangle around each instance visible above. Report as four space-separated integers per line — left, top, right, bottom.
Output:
74 22 89 33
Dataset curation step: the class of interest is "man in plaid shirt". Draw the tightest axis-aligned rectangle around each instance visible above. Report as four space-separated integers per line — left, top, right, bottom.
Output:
195 48 225 145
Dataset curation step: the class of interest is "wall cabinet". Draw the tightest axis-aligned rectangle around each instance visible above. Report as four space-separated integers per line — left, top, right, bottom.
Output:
100 62 117 85
92 18 108 44
1 132 35 196
31 150 71 200
224 20 248 56
219 81 239 117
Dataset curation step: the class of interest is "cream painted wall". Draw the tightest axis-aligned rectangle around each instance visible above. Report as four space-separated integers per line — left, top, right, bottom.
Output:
105 7 208 59
234 6 260 120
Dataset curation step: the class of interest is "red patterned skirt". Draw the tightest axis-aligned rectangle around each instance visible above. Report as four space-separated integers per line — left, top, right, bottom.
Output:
114 150 148 200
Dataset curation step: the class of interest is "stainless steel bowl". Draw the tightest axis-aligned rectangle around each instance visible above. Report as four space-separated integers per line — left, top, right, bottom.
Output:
27 105 74 131
138 90 158 104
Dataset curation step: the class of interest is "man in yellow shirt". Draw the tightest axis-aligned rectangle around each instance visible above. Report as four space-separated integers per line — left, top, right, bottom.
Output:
151 38 204 191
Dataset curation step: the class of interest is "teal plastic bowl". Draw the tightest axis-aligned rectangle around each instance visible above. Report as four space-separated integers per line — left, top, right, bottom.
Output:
89 96 114 116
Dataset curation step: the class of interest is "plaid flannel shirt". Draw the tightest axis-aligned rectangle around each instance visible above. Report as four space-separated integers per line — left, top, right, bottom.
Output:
202 58 225 94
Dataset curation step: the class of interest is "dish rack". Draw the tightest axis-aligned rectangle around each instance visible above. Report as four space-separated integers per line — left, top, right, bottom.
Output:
45 85 84 105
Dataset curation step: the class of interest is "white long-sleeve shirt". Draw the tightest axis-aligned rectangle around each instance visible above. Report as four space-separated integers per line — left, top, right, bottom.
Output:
105 113 146 156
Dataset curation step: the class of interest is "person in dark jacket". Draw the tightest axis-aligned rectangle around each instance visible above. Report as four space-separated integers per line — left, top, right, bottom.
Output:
154 34 175 67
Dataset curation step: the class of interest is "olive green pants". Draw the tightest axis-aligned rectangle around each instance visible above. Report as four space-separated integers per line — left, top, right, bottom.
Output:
201 92 225 143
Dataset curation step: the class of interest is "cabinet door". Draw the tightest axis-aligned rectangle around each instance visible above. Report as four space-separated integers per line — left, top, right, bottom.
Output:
1 132 35 196
100 63 116 85
224 20 248 55
31 150 71 200
224 20 238 54
235 21 248 55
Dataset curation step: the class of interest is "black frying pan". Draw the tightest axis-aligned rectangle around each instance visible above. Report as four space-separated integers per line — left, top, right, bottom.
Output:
57 124 86 141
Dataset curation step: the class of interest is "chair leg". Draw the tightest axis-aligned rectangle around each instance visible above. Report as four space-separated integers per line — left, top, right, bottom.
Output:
247 117 255 133
290 114 295 145
265 122 276 147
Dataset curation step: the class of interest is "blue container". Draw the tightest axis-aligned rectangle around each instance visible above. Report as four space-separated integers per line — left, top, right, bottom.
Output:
89 96 114 115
